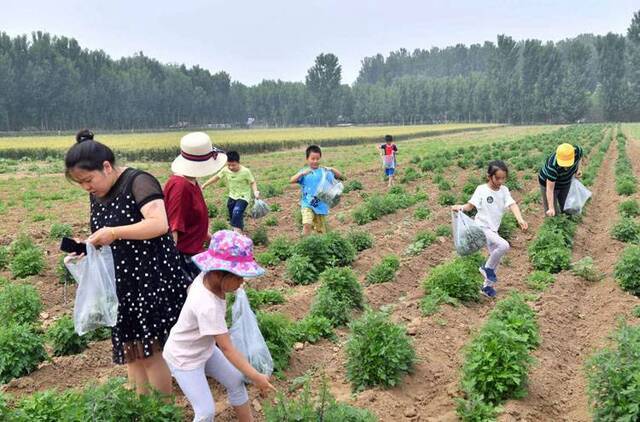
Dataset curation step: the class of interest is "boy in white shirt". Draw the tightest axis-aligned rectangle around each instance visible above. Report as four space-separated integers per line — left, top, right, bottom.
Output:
452 161 528 297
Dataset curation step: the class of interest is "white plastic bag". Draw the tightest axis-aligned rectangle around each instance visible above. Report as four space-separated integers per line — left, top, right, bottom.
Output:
452 211 487 256
314 169 344 208
251 199 270 219
382 154 395 169
563 178 592 215
230 288 273 379
65 244 118 336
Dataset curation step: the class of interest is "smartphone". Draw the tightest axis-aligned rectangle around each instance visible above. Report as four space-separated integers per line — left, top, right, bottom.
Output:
60 237 87 255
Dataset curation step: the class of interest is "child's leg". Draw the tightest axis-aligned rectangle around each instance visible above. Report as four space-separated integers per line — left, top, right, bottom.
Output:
230 199 249 232
204 347 251 421
483 229 510 271
313 214 327 234
169 364 216 421
227 197 236 223
301 208 314 236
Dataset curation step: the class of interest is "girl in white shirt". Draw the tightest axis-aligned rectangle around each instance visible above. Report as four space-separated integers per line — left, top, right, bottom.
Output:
452 160 528 297
163 230 275 422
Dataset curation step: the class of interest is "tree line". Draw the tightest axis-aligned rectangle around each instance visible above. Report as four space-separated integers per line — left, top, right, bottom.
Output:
0 10 639 131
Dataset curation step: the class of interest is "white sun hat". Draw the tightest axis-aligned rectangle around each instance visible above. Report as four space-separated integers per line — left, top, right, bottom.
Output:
171 132 227 178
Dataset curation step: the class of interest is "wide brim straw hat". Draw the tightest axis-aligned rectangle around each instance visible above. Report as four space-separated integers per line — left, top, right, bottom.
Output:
171 132 227 178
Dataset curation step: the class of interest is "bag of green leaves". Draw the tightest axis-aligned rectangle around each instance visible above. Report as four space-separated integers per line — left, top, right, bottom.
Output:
65 244 118 335
251 199 270 219
563 177 592 215
230 288 274 379
315 168 343 208
452 210 487 256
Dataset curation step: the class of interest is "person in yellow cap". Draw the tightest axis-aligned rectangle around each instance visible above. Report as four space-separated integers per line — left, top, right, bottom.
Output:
538 143 585 217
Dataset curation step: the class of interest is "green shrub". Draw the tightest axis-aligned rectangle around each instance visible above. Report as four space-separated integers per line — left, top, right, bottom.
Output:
268 236 293 260
264 215 278 227
293 315 336 343
264 378 377 422
365 255 400 284
9 233 37 256
435 224 452 237
352 190 419 225
346 230 373 251
423 255 484 304
614 246 640 296
57 255 75 284
505 174 522 191
456 393 501 422
49 223 73 239
0 246 8 270
324 232 357 267
262 184 284 198
616 177 637 196
311 268 365 327
619 199 640 218
256 312 294 372
46 314 88 356
611 218 640 244
210 219 229 232
400 167 420 184
633 306 640 318
526 271 555 291
437 180 452 191
286 255 317 285
405 230 436 256
269 203 282 212
413 206 431 221
0 322 48 383
528 229 572 273
437 192 456 206
0 283 43 325
571 257 604 282
586 321 640 421
343 180 364 193
13 390 85 421
346 310 416 391
86 327 112 342
498 213 519 240
10 246 46 279
256 251 279 267
251 226 269 246
206 202 218 218
488 292 539 350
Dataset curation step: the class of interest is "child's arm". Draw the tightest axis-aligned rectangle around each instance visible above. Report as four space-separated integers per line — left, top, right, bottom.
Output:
251 180 259 199
215 333 276 394
451 203 475 213
325 167 343 180
201 175 220 190
545 180 556 217
290 168 311 184
509 203 528 231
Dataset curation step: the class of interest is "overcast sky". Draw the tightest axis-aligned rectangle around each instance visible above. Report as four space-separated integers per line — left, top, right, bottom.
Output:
1 1 637 85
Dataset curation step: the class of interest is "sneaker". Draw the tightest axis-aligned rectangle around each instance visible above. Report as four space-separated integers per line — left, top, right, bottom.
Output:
479 266 498 284
481 285 497 298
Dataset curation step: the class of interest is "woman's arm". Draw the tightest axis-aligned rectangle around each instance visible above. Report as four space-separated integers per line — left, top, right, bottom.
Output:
215 333 276 394
88 199 169 246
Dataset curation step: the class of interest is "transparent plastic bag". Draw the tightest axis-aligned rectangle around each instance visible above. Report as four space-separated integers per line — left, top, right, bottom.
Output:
452 211 487 256
314 169 344 208
382 155 395 169
65 244 118 336
250 199 270 219
229 288 273 379
563 178 592 215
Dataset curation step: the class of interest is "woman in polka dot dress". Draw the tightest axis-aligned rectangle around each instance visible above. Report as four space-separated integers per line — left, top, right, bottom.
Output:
64 129 189 395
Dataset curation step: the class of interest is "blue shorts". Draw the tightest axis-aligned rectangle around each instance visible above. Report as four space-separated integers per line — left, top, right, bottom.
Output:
385 168 395 176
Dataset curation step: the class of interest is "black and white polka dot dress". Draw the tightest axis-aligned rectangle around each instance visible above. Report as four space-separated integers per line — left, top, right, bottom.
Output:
90 168 189 364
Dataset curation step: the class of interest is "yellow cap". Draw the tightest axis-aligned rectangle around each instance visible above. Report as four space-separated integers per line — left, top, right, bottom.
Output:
556 143 575 167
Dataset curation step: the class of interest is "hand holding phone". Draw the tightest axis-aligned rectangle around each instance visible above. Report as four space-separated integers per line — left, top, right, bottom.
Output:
60 237 87 255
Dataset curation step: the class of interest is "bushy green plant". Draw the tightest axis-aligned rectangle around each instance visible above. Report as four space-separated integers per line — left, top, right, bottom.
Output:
264 215 278 227
269 203 282 212
256 312 295 372
437 179 452 191
0 246 8 270
46 314 88 356
286 255 317 285
86 327 112 342
571 257 604 282
49 223 73 239
435 224 452 237
526 271 555 291
311 268 365 327
256 251 279 267
611 218 640 243
614 246 640 296
616 177 637 196
0 322 48 383
346 230 373 251
405 230 436 256
488 292 539 350
400 167 420 184
528 229 572 273
343 179 363 193
455 394 501 422
251 226 269 246
423 255 484 303
262 184 284 198
365 255 400 284
633 305 640 318
13 390 85 421
352 190 419 225
346 310 416 391
10 246 46 279
57 255 75 284
413 206 431 221
586 321 640 421
498 213 519 240
206 202 218 218
210 219 229 232
293 315 336 343
324 231 357 267
9 233 37 256
437 192 456 206
0 282 43 325
619 199 640 218
268 236 293 260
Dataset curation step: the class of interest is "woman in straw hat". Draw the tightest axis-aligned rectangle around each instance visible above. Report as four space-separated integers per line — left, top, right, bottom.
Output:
538 143 586 217
164 132 227 281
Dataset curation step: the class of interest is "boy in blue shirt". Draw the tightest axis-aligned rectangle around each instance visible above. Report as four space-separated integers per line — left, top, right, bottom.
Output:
290 145 343 236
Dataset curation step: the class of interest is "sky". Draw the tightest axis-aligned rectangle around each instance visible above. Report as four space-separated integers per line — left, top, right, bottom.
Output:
1 0 638 85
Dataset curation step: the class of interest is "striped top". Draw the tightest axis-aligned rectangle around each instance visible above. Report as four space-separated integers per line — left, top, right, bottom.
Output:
538 145 583 188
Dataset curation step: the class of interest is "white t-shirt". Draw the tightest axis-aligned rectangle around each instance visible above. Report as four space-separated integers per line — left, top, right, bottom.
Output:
163 274 228 370
469 184 515 232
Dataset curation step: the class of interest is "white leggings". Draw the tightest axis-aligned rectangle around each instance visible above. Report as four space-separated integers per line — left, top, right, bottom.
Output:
482 228 510 271
168 346 249 422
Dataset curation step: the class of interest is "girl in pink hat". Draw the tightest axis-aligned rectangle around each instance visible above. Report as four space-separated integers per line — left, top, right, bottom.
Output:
163 230 275 422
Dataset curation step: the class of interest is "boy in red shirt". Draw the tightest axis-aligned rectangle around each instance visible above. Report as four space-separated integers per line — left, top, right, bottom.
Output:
378 134 398 188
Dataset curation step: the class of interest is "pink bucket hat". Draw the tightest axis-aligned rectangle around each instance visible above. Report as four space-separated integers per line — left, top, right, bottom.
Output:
192 230 265 278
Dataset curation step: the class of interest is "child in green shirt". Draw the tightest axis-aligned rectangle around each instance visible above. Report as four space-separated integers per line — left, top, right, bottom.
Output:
203 151 259 233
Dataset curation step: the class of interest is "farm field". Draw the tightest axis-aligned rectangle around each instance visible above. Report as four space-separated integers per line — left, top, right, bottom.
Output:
0 123 639 421
0 123 500 160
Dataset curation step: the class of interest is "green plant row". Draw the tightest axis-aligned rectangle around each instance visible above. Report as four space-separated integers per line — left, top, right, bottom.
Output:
614 130 637 196
352 186 427 225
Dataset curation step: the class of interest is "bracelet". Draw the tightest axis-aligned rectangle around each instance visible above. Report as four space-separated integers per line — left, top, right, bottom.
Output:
110 228 118 241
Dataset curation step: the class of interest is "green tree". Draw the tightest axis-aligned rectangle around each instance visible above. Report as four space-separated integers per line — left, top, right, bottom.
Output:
305 53 342 125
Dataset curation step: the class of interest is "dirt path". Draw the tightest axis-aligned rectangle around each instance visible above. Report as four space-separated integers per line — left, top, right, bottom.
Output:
499 131 640 421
